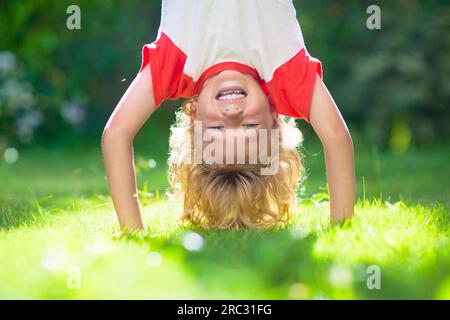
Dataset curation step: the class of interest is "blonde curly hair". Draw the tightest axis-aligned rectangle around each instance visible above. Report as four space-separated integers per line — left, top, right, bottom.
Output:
167 97 305 230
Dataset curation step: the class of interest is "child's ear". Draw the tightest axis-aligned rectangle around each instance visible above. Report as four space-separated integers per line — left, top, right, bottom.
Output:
268 96 279 120
272 110 279 120
271 110 280 128
190 100 198 122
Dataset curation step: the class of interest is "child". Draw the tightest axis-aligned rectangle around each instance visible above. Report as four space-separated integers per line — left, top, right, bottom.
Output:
102 0 356 231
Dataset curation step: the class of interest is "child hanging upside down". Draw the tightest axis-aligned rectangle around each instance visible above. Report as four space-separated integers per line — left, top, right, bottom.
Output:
102 0 356 231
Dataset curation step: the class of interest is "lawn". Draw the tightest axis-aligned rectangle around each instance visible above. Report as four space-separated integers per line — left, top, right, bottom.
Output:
0 139 449 299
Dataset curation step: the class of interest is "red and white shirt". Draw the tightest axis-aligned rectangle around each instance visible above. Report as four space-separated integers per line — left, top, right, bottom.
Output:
139 0 322 122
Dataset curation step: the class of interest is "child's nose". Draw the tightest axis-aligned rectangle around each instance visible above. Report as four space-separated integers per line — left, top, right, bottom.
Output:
221 106 243 118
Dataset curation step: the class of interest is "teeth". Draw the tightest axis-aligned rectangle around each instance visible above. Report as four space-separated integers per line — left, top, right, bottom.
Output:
218 93 245 100
217 89 246 100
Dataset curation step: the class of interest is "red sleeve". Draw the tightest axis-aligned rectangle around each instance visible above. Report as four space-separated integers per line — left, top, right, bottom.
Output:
138 32 191 108
266 48 322 123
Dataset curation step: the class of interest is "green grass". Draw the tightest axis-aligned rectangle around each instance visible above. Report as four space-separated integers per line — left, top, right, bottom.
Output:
0 142 449 299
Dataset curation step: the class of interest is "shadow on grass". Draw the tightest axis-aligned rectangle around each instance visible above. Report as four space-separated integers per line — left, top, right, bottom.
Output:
119 226 342 299
117 203 450 299
182 228 320 291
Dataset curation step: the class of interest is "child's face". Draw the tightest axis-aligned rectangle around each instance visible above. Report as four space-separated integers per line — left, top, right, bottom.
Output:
190 70 278 165
192 70 276 131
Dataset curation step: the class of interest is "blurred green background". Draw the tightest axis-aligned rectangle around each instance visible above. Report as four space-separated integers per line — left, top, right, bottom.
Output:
1 0 449 152
0 0 449 300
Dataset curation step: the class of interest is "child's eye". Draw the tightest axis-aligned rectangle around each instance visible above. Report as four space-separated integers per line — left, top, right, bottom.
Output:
207 126 224 130
243 124 258 128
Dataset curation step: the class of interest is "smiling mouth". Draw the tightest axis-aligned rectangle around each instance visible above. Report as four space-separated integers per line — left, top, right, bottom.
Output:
215 87 248 101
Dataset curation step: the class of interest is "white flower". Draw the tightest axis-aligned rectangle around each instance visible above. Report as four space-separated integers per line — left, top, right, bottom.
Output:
0 51 16 76
1 80 35 110
15 110 44 142
60 101 85 125
148 159 157 168
4 147 19 164
182 231 204 252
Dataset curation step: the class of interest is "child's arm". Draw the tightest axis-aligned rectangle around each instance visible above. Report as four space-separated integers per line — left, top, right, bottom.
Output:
308 75 356 223
102 64 155 232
